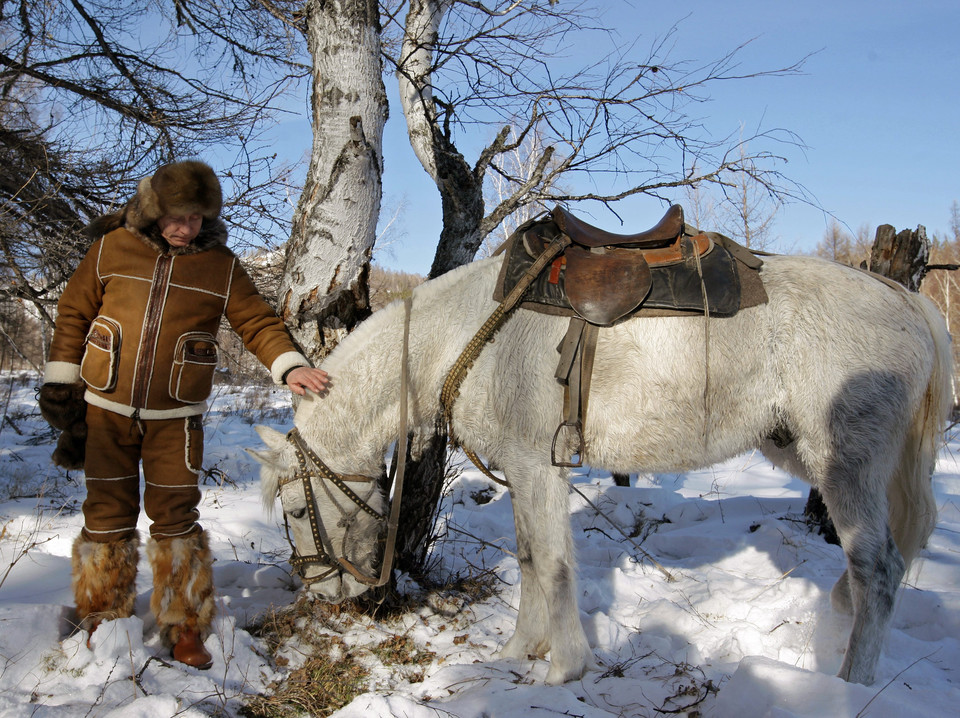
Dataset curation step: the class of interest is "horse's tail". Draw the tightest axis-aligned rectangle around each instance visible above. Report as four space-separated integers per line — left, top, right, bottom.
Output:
887 293 953 568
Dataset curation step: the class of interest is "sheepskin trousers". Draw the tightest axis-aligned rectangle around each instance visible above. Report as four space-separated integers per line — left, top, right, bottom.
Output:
71 529 216 645
81 405 204 541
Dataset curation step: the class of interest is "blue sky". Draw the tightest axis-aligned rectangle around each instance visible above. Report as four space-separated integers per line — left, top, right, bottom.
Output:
280 1 960 274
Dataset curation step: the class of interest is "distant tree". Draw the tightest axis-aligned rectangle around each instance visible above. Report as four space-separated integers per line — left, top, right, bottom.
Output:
369 266 425 310
682 163 718 233
715 136 781 250
814 220 871 267
918 204 960 394
478 125 562 258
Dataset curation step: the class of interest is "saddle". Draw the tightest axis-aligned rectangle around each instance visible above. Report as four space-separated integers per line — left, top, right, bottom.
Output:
489 205 766 467
529 205 714 326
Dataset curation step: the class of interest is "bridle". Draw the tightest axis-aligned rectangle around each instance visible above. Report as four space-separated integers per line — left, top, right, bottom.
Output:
279 427 386 585
275 298 411 589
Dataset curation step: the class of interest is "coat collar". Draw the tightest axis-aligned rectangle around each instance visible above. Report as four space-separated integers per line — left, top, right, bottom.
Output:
127 218 229 256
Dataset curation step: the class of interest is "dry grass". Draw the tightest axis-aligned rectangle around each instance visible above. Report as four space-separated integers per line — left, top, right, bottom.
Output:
242 572 496 717
241 633 369 717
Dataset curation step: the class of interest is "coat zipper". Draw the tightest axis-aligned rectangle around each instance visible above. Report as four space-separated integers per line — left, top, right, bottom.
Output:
131 254 173 409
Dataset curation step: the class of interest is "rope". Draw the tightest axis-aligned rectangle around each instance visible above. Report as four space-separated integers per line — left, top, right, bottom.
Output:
441 232 572 453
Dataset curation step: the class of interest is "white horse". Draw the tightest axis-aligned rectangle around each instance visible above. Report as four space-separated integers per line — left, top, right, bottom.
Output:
251 252 952 686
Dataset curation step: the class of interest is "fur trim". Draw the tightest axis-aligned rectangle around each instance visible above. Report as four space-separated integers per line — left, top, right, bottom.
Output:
53 424 87 470
38 382 86 432
270 351 310 385
84 211 125 240
43 361 81 384
147 530 216 647
72 532 140 631
85 161 224 248
127 217 229 256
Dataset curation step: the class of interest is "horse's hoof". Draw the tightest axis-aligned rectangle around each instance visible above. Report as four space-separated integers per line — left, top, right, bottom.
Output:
545 661 588 685
500 634 547 660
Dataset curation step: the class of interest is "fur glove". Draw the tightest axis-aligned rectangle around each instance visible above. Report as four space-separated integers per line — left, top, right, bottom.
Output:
38 382 87 470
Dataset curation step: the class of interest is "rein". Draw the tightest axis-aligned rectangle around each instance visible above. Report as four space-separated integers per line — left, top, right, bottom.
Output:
279 297 412 588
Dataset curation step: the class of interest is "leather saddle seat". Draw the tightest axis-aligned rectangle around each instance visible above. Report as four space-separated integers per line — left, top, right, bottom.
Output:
520 205 713 326
552 204 685 248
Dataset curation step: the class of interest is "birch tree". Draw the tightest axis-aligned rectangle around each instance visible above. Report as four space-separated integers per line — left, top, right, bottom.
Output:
716 137 781 251
278 0 388 360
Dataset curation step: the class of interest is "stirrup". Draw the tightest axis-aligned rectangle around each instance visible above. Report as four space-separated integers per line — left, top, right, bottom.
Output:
551 420 584 468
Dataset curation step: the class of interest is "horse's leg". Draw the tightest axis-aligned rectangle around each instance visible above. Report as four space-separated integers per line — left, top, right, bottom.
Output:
499 485 551 660
827 508 903 685
812 383 909 685
500 455 592 684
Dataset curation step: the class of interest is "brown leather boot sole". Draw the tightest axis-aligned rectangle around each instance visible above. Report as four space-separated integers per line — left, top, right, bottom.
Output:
172 628 213 670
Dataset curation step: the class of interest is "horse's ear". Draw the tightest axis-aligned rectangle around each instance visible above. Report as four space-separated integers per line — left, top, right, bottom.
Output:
255 424 288 451
245 446 278 467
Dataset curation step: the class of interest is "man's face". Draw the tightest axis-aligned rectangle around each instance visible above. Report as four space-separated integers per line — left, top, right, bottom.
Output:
158 213 203 248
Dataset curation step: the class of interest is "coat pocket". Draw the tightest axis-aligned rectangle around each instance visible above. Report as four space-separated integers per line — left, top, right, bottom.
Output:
80 316 122 391
169 332 219 404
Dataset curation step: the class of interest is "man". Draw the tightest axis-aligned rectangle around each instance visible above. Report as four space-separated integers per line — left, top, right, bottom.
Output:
39 160 327 669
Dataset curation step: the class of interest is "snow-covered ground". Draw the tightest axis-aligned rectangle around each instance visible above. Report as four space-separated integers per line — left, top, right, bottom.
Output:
1 373 958 717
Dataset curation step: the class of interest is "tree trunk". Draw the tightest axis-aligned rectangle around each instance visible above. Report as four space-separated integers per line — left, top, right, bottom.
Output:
397 0 485 280
389 423 450 577
804 223 930 542
279 0 388 362
388 0 485 577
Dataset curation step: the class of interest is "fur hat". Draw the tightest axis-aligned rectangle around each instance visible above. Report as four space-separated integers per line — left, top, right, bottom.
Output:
86 160 222 238
127 160 222 228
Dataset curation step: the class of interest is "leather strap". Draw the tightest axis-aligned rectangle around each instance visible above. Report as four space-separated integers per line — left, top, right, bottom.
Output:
340 296 412 587
555 317 585 385
551 318 598 467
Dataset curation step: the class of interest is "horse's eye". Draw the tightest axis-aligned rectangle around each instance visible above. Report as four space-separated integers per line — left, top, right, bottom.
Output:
288 507 306 520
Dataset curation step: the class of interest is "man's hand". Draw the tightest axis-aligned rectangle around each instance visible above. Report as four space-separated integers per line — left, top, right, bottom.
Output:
285 367 330 396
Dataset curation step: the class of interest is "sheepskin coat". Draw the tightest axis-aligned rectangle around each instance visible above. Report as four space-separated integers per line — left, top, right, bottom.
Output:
44 220 306 419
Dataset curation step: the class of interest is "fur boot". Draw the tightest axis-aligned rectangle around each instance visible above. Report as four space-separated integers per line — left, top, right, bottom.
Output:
147 530 216 650
71 532 140 632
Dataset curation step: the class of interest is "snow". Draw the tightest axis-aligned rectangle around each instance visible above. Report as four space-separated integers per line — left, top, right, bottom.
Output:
1 373 958 717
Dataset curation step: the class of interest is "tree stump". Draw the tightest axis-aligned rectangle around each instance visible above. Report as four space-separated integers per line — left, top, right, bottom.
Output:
803 223 930 544
867 223 929 291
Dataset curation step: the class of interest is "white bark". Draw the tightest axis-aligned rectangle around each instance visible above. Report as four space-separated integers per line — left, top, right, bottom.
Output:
397 0 451 183
280 0 388 360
